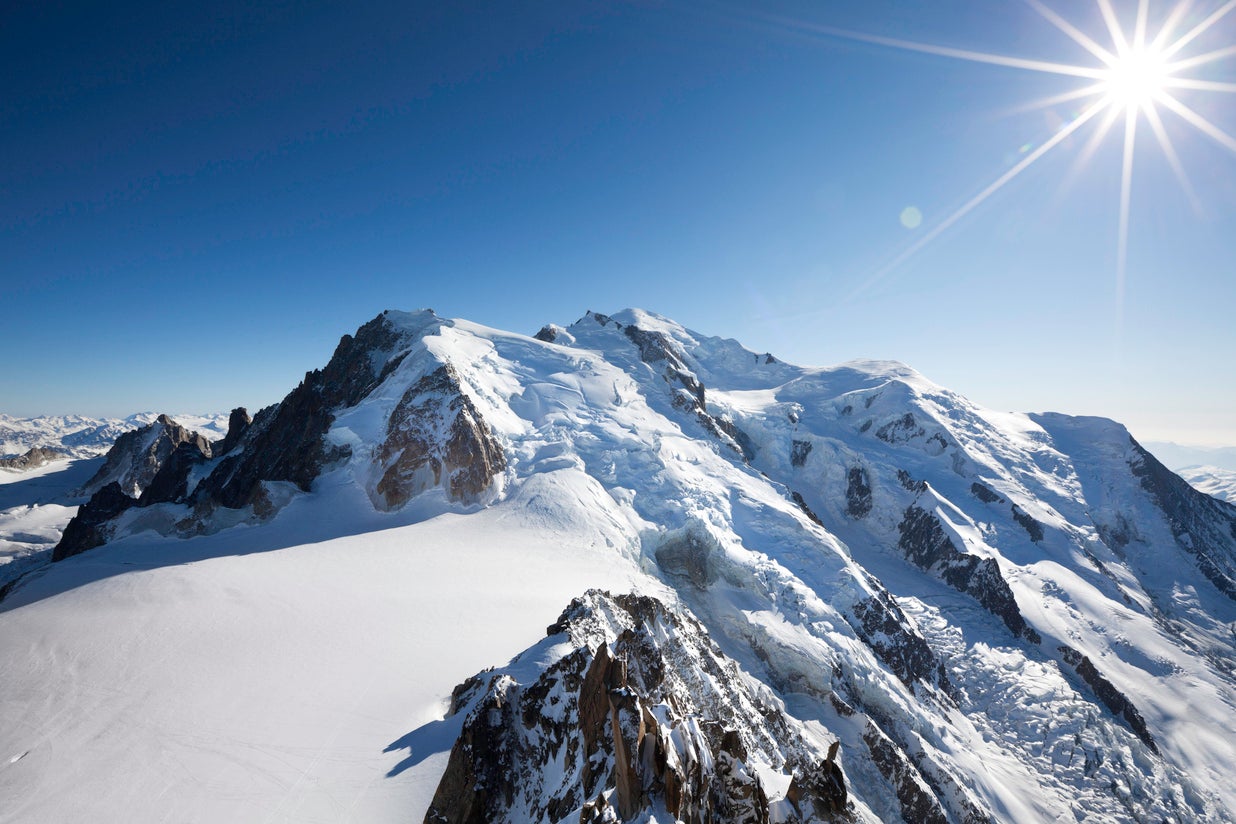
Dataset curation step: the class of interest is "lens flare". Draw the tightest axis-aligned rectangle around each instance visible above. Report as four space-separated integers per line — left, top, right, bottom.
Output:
780 0 1236 305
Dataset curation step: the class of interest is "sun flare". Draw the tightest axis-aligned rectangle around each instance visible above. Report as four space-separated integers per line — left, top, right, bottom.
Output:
1101 43 1173 109
790 0 1236 305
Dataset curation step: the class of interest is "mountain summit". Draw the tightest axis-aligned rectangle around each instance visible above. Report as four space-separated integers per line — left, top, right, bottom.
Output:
5 309 1236 822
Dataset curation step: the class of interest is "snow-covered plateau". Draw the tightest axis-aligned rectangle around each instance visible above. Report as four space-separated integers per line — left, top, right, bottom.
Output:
1 308 1234 823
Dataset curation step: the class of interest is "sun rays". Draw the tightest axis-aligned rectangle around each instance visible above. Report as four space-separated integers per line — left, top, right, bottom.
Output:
791 1 1236 302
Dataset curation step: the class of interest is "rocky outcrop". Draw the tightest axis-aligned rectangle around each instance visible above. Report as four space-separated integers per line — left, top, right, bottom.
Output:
1010 505 1044 542
422 590 853 824
786 742 847 820
0 446 65 471
79 414 211 499
54 415 212 558
211 407 252 457
194 313 411 510
845 466 872 519
591 314 753 463
138 440 211 507
876 413 924 445
969 482 1002 504
715 416 757 462
862 722 949 824
1058 645 1158 753
852 589 951 690
1128 438 1236 601
52 482 137 561
897 506 1039 642
790 490 825 527
373 363 506 509
896 470 926 494
653 526 719 589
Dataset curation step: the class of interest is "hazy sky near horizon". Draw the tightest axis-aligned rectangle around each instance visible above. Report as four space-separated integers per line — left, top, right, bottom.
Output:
2 1 1233 444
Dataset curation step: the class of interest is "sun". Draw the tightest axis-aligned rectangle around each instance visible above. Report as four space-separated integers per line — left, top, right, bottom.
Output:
781 0 1236 302
1101 42 1173 109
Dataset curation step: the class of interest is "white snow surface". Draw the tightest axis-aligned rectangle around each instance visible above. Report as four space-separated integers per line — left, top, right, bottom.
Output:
1 488 649 823
1179 465 1236 504
0 457 100 590
2 308 1235 823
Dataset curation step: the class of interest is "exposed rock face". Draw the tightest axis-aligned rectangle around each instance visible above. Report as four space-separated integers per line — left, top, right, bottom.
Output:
715 416 757 462
1128 438 1236 601
0 446 65 471
896 469 926 494
790 490 825 526
790 439 812 468
52 482 136 561
373 363 506 509
852 589 951 690
422 590 853 824
897 505 1038 642
1059 645 1158 753
862 722 950 824
591 313 753 462
42 312 511 555
211 407 252 457
50 415 224 560
1010 505 1044 542
138 440 211 507
79 414 212 499
845 466 872 519
969 482 1002 504
619 323 706 415
194 313 409 510
786 742 847 820
876 413 923 445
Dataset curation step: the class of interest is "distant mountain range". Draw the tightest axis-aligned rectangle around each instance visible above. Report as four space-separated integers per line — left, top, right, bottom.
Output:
1143 441 1236 473
1177 466 1236 505
2 309 1234 823
0 412 228 461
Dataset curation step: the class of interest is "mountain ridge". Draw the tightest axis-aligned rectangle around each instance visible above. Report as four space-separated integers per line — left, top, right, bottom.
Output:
3 307 1235 823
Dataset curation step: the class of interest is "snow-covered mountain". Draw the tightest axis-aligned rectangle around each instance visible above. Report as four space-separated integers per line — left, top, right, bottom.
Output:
3 309 1235 823
1176 465 1236 504
0 412 236 596
0 411 229 461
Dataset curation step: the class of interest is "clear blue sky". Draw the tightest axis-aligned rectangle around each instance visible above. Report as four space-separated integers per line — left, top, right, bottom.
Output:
2 1 1233 444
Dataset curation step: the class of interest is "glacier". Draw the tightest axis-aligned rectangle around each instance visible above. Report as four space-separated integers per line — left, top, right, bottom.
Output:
1 308 1234 823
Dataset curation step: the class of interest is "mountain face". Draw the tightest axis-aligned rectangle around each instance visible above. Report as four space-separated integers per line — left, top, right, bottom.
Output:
428 590 855 824
52 411 251 561
9 309 1236 823
0 446 65 472
0 412 229 461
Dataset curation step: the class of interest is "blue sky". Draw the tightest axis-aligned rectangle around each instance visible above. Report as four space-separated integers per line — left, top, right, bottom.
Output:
2 1 1233 444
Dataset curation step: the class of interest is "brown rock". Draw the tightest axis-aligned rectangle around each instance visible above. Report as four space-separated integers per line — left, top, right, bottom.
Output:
375 363 505 510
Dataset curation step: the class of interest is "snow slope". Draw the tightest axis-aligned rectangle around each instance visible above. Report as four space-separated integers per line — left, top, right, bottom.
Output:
0 487 650 823
0 457 100 592
2 308 1234 823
